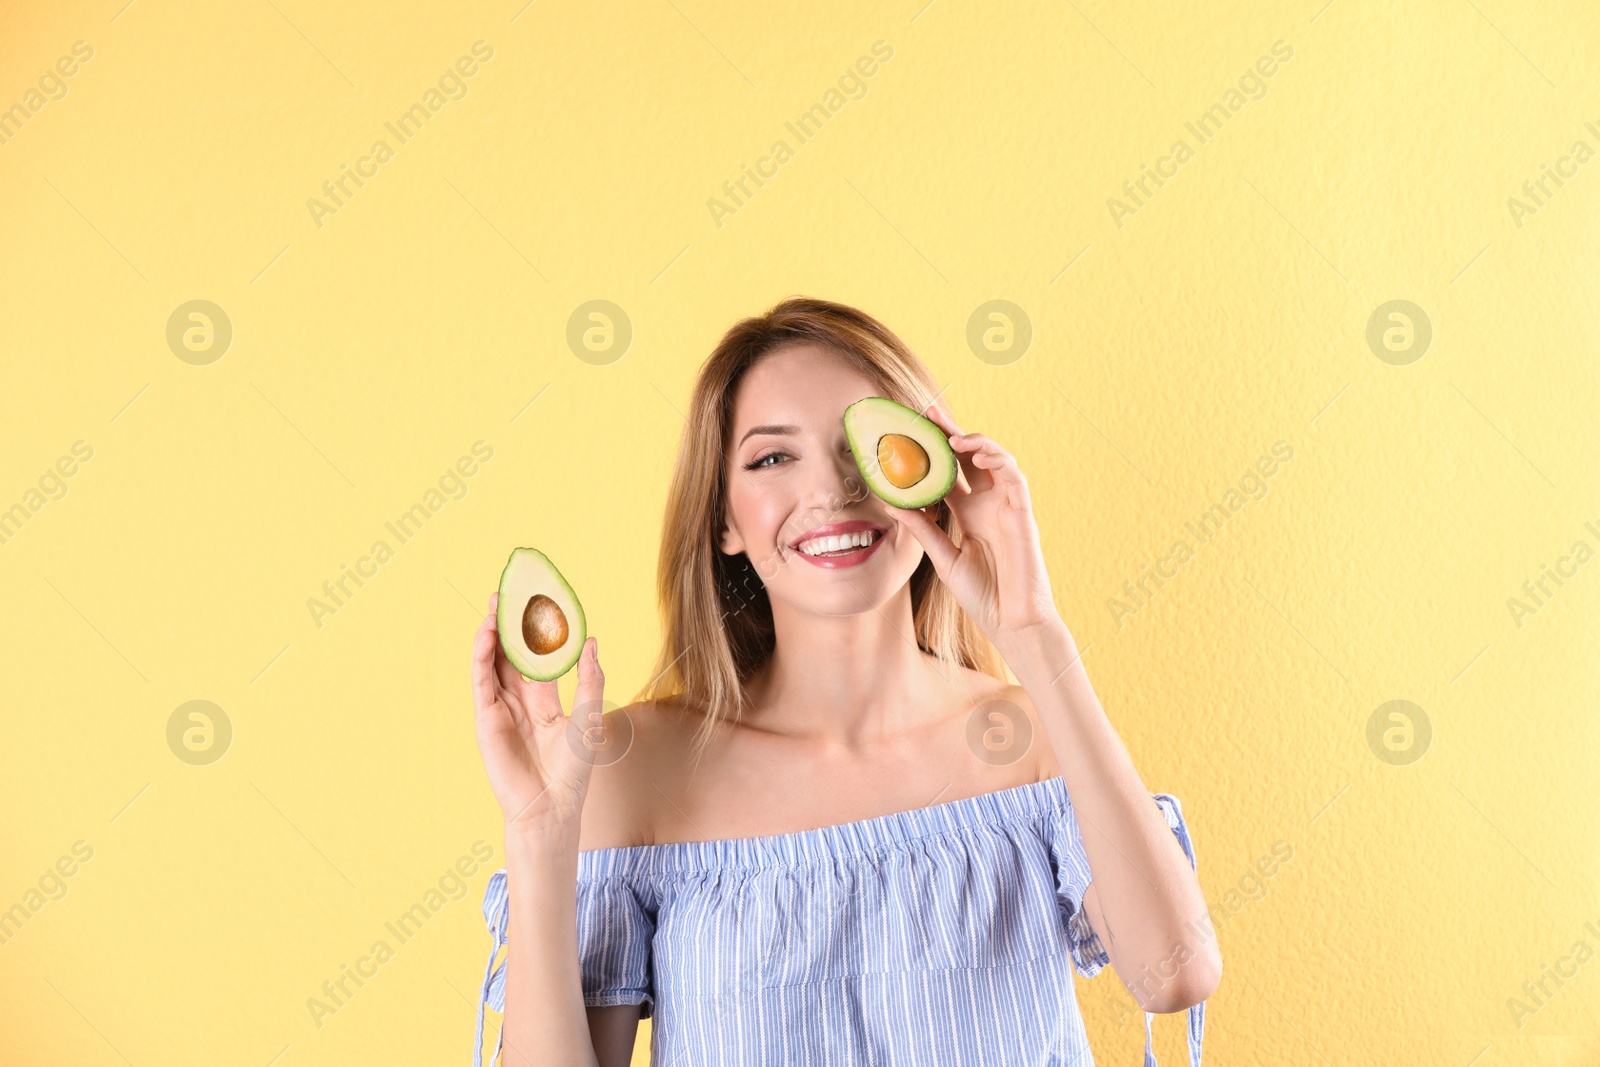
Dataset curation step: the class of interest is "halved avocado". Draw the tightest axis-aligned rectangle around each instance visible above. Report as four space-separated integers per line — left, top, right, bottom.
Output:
496 548 587 681
843 396 957 509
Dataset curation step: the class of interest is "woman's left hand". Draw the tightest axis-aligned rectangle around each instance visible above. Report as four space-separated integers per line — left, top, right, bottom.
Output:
890 403 1065 649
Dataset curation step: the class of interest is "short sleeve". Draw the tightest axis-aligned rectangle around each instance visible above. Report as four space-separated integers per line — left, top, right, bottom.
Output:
1050 792 1110 977
574 871 659 1016
474 868 510 1067
471 864 659 1067
1051 790 1197 979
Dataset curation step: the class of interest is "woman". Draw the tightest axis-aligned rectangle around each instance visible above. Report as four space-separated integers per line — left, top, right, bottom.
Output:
470 297 1219 1066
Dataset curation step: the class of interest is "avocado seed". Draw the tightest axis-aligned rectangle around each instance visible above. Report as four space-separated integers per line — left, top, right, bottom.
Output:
522 594 569 655
877 433 931 489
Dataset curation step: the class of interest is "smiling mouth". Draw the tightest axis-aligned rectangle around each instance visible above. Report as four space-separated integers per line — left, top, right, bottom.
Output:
794 529 881 557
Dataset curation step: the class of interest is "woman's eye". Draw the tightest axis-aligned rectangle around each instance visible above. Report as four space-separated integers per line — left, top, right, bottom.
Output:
744 451 789 470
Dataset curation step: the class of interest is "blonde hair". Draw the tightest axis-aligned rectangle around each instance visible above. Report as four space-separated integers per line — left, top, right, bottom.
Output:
632 296 1004 756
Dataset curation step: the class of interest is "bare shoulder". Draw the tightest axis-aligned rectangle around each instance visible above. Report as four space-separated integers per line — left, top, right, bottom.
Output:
576 696 705 851
962 670 1061 782
1008 683 1062 781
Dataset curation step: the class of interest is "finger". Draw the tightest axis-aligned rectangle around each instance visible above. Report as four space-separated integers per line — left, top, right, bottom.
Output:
919 401 965 439
949 455 975 497
944 433 990 495
487 623 533 725
916 406 975 496
951 432 1013 463
484 606 563 721
954 433 1028 493
923 405 976 495
522 675 564 725
471 616 502 713
492 644 560 723
953 431 1022 489
890 504 961 578
571 637 605 731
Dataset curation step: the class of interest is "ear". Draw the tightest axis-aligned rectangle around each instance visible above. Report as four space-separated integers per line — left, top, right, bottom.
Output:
719 515 745 556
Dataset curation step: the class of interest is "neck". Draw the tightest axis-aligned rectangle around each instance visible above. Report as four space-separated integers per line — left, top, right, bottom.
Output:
748 584 969 747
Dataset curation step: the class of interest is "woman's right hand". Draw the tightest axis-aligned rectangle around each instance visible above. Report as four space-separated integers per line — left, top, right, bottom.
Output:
471 591 606 834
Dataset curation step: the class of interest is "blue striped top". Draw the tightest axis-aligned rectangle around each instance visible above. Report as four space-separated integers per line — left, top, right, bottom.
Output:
473 776 1206 1066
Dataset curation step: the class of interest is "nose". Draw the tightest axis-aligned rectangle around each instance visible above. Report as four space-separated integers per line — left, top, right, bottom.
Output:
801 436 872 521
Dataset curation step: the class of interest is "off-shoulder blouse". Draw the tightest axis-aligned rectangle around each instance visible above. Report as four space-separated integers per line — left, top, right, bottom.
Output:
473 775 1206 1066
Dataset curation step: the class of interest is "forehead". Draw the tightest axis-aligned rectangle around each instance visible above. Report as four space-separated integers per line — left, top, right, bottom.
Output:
730 343 881 426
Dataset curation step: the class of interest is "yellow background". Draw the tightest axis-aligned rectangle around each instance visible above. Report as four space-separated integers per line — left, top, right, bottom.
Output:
2 0 1597 1064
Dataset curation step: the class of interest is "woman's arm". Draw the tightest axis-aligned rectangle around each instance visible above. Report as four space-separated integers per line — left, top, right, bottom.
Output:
473 594 628 1065
498 825 603 1067
586 1006 644 1067
499 830 641 1067
887 407 1221 1012
1001 622 1221 1013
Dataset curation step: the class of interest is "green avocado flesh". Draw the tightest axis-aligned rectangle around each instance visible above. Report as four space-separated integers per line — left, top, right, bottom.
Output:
497 548 587 681
843 396 957 509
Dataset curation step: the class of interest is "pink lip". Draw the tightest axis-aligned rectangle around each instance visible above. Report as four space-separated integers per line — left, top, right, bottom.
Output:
791 521 888 569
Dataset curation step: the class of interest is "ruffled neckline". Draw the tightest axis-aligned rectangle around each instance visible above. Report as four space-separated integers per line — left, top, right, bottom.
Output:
577 774 1072 875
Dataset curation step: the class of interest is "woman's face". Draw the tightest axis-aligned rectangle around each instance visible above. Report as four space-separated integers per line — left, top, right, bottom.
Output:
720 343 928 618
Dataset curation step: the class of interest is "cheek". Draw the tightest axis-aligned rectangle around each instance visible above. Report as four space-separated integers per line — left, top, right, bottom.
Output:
728 482 794 552
890 523 925 565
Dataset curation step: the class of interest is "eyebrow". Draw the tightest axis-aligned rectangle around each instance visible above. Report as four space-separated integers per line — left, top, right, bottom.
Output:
737 423 801 448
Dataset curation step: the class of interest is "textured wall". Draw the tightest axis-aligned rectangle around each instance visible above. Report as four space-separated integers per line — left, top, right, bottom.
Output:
1 1 1596 1064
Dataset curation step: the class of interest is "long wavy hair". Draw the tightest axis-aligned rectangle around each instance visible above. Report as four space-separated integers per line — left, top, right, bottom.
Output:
632 296 1004 757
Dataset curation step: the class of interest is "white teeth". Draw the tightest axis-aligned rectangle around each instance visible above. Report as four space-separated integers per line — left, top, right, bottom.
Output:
798 530 878 556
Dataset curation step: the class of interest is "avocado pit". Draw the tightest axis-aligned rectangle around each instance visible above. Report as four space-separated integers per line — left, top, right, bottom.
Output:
877 433 930 489
522 594 569 655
